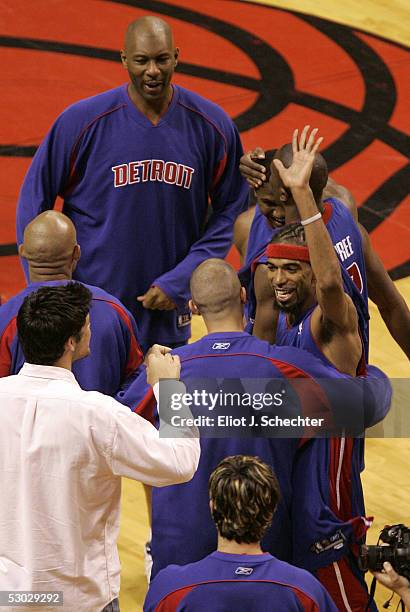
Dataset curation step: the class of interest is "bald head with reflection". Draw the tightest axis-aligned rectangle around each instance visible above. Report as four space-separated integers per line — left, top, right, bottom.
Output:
19 211 80 282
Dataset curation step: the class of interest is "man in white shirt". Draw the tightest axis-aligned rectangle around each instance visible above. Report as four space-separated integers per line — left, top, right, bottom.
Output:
0 282 200 612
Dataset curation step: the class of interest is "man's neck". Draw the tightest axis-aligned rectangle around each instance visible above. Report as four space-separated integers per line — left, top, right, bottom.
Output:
286 296 317 327
29 273 71 283
128 84 173 125
204 317 244 334
29 266 72 284
51 355 73 372
217 536 263 556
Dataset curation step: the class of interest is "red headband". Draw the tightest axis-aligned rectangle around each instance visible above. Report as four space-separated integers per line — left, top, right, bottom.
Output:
265 243 310 262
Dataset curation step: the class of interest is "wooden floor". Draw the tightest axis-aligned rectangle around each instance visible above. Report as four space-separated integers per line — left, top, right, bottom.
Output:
116 1 409 609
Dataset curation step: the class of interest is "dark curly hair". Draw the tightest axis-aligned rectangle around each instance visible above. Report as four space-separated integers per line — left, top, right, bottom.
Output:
209 455 280 544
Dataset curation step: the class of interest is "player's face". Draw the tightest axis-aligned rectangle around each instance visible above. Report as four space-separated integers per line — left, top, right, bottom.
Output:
268 166 300 225
266 257 315 313
255 183 285 228
73 315 91 362
122 31 179 103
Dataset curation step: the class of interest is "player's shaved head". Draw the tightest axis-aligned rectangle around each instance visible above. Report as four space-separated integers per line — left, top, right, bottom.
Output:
275 143 328 204
190 259 242 317
20 211 80 280
124 16 174 50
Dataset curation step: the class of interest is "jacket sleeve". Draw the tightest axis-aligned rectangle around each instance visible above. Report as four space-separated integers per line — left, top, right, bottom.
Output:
108 391 200 486
16 109 81 277
153 118 248 308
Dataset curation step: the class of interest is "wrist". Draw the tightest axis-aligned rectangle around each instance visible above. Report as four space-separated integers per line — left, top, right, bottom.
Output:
290 186 319 218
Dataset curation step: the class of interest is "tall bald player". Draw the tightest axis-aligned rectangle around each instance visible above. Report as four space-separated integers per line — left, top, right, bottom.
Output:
119 258 391 582
0 211 142 395
17 16 248 351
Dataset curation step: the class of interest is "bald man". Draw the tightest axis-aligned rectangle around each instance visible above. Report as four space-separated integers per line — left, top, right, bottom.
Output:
119 258 391 582
0 211 143 396
17 15 248 352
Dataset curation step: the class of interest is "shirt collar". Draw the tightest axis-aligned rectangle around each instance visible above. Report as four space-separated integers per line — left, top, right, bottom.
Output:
203 331 249 340
19 363 80 386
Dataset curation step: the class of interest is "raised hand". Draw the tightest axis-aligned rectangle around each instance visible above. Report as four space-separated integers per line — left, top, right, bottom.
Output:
273 125 323 192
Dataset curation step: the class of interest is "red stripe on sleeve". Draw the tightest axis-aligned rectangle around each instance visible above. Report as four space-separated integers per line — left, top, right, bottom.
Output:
269 358 334 436
156 585 195 611
105 301 144 378
212 152 227 188
293 589 320 612
0 317 17 377
133 387 156 426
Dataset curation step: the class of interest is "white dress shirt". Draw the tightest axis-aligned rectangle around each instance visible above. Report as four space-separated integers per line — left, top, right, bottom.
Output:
0 363 200 611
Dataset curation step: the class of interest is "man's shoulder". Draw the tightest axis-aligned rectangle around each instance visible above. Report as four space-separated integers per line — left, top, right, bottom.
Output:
56 85 127 125
176 85 235 131
175 333 275 360
82 283 134 318
0 289 32 329
148 554 213 597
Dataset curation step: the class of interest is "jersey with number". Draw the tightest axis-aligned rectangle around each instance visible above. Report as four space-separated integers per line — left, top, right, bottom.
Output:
144 551 338 611
0 280 142 396
16 85 248 350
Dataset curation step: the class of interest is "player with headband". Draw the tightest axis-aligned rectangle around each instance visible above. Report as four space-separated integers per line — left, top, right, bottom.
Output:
266 126 378 611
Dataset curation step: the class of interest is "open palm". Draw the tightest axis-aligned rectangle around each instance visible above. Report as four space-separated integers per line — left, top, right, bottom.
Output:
273 125 323 190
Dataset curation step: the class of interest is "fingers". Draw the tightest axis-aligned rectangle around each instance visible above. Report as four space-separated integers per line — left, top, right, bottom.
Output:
273 158 284 174
312 136 324 154
239 150 267 189
138 287 176 310
292 129 298 154
299 125 310 150
293 125 323 154
253 146 265 158
306 127 318 151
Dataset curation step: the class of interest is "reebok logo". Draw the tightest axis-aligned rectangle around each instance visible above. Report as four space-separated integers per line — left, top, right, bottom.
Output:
235 567 253 575
212 342 230 350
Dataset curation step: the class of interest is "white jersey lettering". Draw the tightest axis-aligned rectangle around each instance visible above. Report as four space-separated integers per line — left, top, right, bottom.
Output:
112 159 195 189
334 235 354 262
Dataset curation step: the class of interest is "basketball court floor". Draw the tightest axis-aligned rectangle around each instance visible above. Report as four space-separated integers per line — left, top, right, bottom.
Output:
1 1 409 609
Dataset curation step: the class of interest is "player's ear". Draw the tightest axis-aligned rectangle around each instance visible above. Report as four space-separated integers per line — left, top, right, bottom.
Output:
18 244 25 258
240 286 247 304
174 47 179 68
120 50 127 69
65 335 76 355
72 244 81 271
189 299 200 315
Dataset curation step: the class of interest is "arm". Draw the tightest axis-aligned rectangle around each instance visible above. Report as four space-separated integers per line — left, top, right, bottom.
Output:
253 264 279 343
116 303 144 386
360 224 410 359
16 111 78 277
274 127 358 334
233 205 256 265
110 353 200 486
152 120 249 309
